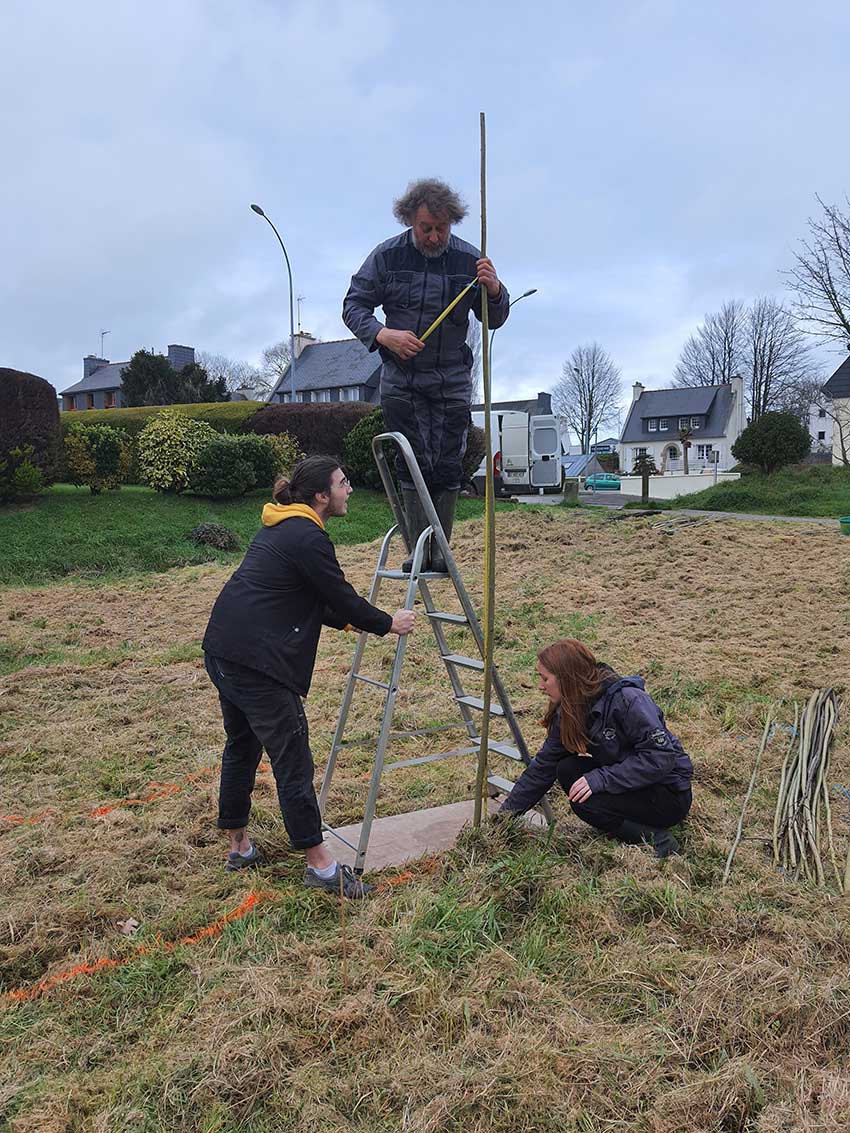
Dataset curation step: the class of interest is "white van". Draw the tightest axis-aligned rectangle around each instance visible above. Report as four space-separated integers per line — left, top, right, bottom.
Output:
470 410 563 495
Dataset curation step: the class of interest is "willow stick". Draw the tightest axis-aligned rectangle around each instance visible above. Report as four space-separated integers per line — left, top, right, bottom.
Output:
722 709 773 884
473 110 495 827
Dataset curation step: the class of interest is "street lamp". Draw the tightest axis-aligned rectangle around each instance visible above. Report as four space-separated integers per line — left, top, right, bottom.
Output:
251 204 297 404
488 287 537 373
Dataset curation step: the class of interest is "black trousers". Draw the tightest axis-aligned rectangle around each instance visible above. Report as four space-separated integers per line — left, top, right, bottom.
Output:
204 654 323 850
556 755 691 835
382 388 470 491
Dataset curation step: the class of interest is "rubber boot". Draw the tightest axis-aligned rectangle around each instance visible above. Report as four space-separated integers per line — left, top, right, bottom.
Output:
615 818 679 859
401 488 430 573
429 489 458 573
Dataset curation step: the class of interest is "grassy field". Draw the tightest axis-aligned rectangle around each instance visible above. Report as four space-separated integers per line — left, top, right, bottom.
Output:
0 485 515 588
2 508 850 1130
672 464 850 517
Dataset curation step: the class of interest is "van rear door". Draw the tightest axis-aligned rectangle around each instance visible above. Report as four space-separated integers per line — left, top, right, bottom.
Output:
530 415 562 488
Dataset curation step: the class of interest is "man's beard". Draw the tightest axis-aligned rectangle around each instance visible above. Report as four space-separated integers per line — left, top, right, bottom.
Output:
413 235 450 258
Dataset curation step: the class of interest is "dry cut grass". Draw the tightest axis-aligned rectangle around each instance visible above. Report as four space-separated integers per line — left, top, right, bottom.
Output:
1 507 850 1132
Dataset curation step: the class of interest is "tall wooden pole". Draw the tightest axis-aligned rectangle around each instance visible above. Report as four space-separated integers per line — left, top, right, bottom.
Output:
473 111 495 827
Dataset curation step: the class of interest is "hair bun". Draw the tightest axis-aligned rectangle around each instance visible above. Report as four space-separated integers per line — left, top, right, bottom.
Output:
272 477 292 504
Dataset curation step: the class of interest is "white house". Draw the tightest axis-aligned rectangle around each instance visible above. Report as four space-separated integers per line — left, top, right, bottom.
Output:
821 353 850 466
618 376 746 474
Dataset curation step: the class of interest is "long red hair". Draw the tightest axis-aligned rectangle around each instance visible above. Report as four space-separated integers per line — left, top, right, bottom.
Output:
538 639 605 753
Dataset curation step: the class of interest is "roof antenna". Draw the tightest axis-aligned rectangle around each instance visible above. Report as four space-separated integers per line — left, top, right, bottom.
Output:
100 329 110 356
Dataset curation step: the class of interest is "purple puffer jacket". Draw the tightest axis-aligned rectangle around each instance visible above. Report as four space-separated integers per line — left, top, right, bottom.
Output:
501 671 693 815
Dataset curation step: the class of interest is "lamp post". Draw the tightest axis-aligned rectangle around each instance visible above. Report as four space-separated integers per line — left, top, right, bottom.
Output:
251 204 296 404
488 287 537 373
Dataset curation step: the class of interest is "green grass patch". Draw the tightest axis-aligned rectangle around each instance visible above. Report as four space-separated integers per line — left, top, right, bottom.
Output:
671 464 850 517
0 485 514 587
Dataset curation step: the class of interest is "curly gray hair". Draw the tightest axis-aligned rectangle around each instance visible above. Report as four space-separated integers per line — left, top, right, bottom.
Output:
392 178 468 227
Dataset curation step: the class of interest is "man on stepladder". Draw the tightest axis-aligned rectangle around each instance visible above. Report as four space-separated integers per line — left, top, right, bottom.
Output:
202 456 415 898
343 177 509 571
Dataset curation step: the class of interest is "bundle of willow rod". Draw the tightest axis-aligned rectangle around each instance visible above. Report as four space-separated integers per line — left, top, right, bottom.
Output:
772 689 844 890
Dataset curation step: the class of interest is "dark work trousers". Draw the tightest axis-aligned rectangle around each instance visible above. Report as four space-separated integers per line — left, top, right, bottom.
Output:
556 754 692 835
204 653 323 850
382 384 470 491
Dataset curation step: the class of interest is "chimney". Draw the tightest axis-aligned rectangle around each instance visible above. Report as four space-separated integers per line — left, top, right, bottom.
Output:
167 344 195 371
293 331 317 359
536 391 552 414
632 381 645 403
83 354 108 379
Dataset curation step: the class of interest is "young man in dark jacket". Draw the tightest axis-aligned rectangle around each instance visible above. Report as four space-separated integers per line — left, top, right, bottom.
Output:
202 455 415 896
343 177 509 571
500 640 693 857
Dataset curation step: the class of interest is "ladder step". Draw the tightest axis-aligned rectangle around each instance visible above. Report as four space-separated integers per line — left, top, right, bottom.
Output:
486 774 516 795
353 673 391 690
376 569 448 580
441 653 484 671
487 741 524 762
456 695 505 716
386 745 479 771
426 611 468 625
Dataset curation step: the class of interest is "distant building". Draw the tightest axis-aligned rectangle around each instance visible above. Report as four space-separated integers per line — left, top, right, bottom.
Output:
268 332 380 404
59 345 195 411
618 377 746 473
821 351 850 465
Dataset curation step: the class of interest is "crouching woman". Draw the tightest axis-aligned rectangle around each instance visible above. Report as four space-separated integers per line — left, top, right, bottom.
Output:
500 639 693 857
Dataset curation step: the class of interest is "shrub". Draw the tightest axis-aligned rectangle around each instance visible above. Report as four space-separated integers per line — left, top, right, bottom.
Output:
188 435 256 498
247 402 374 460
0 445 44 504
64 422 132 494
343 407 486 490
235 435 281 494
0 368 63 485
732 412 812 475
188 522 240 551
137 411 216 493
261 431 302 480
598 452 620 472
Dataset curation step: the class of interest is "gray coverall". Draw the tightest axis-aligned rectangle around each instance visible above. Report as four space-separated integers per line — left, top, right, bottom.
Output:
343 229 510 489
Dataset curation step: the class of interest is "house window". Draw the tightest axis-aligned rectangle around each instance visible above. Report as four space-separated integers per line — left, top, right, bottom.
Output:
819 409 826 418
648 418 657 432
697 444 713 460
678 417 689 430
316 389 331 403
104 392 116 409
818 431 826 441
341 387 360 402
691 416 700 429
659 418 669 431
64 397 76 411
86 393 95 409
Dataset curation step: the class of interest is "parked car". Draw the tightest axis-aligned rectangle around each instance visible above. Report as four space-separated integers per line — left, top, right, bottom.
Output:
583 472 621 491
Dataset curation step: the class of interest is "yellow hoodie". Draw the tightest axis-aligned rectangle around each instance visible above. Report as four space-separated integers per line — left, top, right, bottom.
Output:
261 503 324 530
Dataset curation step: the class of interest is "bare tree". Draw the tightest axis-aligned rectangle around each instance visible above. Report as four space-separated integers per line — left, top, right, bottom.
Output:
745 297 811 420
552 343 623 453
261 340 293 391
196 351 270 396
787 194 850 344
673 300 747 387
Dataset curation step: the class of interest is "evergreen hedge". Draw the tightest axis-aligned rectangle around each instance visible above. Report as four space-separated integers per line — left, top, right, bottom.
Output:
60 401 264 440
0 368 63 484
343 407 486 489
246 402 374 460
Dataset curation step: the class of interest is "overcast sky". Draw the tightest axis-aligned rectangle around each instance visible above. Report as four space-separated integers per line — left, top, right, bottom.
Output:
2 0 848 409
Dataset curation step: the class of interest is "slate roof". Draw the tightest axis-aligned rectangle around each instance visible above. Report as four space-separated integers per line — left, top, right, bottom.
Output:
620 384 734 443
822 353 850 399
270 338 381 397
60 361 127 395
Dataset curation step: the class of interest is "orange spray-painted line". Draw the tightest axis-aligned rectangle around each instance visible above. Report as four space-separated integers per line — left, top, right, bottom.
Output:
4 890 277 1005
90 782 182 818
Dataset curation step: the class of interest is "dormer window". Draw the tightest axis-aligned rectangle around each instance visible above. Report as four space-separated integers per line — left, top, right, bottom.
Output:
659 418 669 431
648 418 657 432
691 416 700 429
678 417 689 430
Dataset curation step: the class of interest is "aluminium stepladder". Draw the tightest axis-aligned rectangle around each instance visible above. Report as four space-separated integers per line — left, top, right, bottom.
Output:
318 431 554 872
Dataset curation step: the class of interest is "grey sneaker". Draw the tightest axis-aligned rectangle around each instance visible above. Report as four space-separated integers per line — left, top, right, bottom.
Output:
225 844 263 872
304 862 374 899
